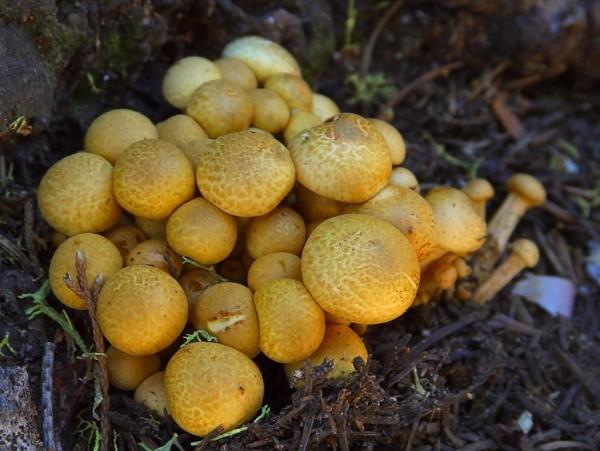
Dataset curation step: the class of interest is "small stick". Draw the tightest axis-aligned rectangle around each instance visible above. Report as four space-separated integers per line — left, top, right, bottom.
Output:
42 342 58 451
64 250 110 451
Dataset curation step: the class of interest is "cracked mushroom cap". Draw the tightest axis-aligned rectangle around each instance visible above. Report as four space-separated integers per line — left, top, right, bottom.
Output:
425 187 487 256
196 130 295 217
509 239 540 267
37 152 122 236
507 173 546 207
301 214 420 324
222 35 301 83
288 113 392 203
344 185 436 262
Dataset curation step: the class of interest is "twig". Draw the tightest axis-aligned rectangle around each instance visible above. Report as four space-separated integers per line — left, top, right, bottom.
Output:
42 342 58 451
193 426 224 451
378 62 463 118
0 232 40 275
359 0 404 77
64 250 110 451
23 197 39 268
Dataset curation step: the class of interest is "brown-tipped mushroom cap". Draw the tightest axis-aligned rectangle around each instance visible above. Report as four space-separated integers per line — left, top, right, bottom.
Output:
105 225 146 262
214 58 258 90
344 185 436 262
84 110 158 164
506 174 546 207
196 130 295 217
186 79 254 138
264 73 312 111
311 93 340 121
222 36 301 83
126 239 183 278
113 139 195 220
38 152 121 236
369 118 406 165
289 113 392 203
302 214 420 324
162 56 222 109
156 114 208 149
509 238 540 268
389 167 419 191
425 187 487 257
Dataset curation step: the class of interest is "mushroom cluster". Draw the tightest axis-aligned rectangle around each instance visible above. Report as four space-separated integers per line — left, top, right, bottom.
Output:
36 35 545 439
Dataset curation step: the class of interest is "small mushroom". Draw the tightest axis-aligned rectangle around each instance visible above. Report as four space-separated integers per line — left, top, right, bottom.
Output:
473 239 539 304
156 114 208 150
214 58 258 89
486 174 546 256
311 93 340 121
369 118 406 165
462 178 494 220
264 73 313 111
389 167 419 191
247 88 290 134
283 110 322 144
162 56 222 109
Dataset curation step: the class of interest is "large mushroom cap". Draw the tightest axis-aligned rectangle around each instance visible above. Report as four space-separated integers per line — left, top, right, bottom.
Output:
506 173 546 206
288 113 392 203
425 187 487 255
196 130 295 217
344 185 435 262
301 214 420 324
222 35 301 83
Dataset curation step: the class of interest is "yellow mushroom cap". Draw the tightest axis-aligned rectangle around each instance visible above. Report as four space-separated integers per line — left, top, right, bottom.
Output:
156 114 208 150
106 346 161 391
344 185 436 262
311 93 340 121
254 278 325 363
192 282 260 358
222 35 301 83
245 206 306 259
38 152 121 236
247 252 302 292
113 139 195 220
126 239 183 278
288 113 392 203
425 187 487 255
162 56 222 109
84 109 158 164
462 178 494 203
97 265 188 355
134 216 166 240
509 239 540 267
301 214 420 324
181 138 214 170
247 88 290 134
389 167 419 190
214 57 258 89
196 130 295 217
166 198 237 265
264 73 312 111
104 225 147 262
165 342 264 436
284 324 367 386
506 173 546 207
134 371 168 417
49 233 123 310
283 110 322 144
369 118 406 165
186 79 254 138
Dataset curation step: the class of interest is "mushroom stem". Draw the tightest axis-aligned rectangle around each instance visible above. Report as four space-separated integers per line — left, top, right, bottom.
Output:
415 254 458 305
473 239 539 304
486 174 545 257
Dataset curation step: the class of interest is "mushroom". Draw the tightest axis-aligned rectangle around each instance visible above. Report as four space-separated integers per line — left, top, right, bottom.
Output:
162 56 222 109
369 118 406 165
84 109 158 164
264 73 313 111
245 206 306 259
421 187 487 268
106 346 160 391
104 225 147 262
473 239 539 304
247 88 290 134
288 113 392 203
196 130 295 217
186 79 254 138
414 254 459 305
134 372 168 417
156 114 208 150
214 58 258 89
222 35 301 83
283 110 322 144
302 214 420 324
486 174 546 256
311 93 340 121
462 178 494 220
247 252 302 292
389 167 419 191
295 184 346 222
126 239 183 278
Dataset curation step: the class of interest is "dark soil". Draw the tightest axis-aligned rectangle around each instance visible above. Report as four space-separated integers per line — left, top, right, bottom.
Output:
1 1 599 450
